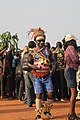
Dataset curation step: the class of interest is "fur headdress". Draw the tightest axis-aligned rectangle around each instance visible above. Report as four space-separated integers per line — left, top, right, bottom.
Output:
27 27 46 41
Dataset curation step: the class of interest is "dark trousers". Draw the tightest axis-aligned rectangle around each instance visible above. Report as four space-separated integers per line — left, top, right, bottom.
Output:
53 69 68 100
60 70 68 98
0 76 6 97
15 75 25 100
12 67 16 95
23 71 35 106
18 78 25 100
6 74 13 97
0 76 4 96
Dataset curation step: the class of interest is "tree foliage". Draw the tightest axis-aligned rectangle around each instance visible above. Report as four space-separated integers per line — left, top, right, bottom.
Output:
0 31 19 51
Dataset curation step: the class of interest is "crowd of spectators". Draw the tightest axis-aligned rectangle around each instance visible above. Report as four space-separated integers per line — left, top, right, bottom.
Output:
0 41 80 102
0 33 80 120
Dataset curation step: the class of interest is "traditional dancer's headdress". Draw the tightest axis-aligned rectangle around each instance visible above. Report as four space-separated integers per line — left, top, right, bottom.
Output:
27 27 46 41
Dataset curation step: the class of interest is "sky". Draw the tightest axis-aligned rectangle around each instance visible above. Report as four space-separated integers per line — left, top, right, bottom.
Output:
0 0 80 49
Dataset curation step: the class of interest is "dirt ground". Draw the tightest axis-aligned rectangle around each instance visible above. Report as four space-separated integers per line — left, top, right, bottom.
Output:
0 98 80 120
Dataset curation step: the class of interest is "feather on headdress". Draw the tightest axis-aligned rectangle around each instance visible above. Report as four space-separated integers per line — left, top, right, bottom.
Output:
27 27 46 41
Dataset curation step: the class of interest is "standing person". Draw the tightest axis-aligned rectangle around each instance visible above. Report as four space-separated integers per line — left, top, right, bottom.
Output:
21 41 36 107
27 28 54 120
15 57 24 100
3 52 13 98
76 46 80 99
12 52 19 97
21 46 29 104
62 34 80 120
0 47 8 98
53 41 68 101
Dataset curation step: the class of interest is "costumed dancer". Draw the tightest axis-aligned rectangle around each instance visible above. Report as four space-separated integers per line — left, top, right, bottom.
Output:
27 27 54 120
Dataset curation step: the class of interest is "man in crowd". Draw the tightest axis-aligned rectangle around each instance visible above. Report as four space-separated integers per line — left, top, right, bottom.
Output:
27 27 54 120
21 41 36 107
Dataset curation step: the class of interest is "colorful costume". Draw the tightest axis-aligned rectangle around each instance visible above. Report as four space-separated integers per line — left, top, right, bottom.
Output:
27 28 53 120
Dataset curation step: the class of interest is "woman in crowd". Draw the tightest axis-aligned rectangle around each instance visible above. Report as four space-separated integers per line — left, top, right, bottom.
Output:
62 34 80 120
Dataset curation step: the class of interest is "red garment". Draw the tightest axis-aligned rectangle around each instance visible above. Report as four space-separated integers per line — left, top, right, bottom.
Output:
32 47 50 77
64 46 79 71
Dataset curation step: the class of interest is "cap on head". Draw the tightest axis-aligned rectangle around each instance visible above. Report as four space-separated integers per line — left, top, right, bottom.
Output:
64 34 77 42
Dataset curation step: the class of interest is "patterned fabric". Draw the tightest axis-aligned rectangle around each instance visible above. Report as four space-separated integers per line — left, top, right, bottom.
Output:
64 46 79 71
54 48 64 71
35 108 42 116
42 101 53 113
32 47 50 77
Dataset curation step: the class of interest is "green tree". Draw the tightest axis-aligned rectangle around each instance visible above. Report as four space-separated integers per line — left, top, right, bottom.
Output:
0 31 19 51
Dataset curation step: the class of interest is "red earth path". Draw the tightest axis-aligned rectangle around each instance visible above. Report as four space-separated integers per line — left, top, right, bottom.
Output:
0 99 80 120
